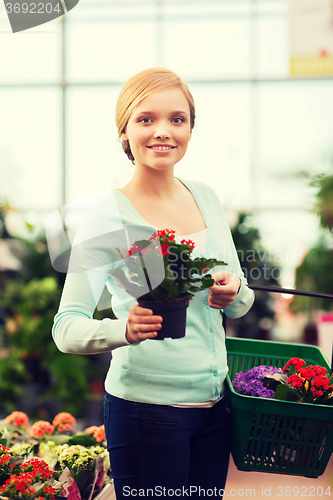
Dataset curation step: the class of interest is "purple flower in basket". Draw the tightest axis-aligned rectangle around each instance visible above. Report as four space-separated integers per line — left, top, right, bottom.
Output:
232 365 283 399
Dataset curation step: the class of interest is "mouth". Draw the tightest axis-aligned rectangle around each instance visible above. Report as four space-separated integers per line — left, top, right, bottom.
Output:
147 145 176 151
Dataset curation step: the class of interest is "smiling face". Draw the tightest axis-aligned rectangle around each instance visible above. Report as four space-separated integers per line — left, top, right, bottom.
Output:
121 87 192 172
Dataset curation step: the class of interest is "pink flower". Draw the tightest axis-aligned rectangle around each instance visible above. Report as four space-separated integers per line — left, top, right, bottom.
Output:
52 412 76 432
93 425 106 443
30 421 54 440
4 411 30 430
84 425 99 435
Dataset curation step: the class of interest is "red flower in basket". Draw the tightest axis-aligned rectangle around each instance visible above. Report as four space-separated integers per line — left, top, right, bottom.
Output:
282 357 306 373
287 374 304 388
268 357 333 405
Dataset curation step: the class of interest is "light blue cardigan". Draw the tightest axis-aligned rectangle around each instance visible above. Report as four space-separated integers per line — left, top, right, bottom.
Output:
52 178 254 404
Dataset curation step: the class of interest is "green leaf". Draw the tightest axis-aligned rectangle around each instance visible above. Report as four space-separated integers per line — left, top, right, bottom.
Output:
274 384 300 402
68 433 97 446
201 275 215 288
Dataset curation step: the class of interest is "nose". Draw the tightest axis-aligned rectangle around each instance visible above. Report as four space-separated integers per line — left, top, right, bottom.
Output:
153 121 170 140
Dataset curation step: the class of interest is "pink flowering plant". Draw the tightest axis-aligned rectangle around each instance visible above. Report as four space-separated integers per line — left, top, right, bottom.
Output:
83 426 106 445
52 413 76 434
0 412 111 500
0 412 31 447
30 421 55 441
108 228 226 302
4 412 30 433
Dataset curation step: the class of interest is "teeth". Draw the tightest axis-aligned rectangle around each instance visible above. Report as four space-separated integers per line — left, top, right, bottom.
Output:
151 146 173 150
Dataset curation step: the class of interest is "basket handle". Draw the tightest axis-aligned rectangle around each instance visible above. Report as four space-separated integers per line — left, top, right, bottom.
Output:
224 285 333 376
248 285 333 301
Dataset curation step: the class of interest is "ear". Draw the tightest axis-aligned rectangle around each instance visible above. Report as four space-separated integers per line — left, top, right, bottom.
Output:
188 128 193 141
121 131 128 141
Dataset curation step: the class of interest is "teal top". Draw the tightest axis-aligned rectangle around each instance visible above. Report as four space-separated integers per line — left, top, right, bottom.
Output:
52 178 255 405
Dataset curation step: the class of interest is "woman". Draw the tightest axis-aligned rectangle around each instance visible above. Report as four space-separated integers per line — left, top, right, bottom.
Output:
53 67 255 499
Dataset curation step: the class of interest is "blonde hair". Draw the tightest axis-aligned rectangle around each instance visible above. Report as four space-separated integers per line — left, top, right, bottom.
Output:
116 67 195 163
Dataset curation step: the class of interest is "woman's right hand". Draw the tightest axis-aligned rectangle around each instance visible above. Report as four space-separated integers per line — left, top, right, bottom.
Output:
126 304 163 343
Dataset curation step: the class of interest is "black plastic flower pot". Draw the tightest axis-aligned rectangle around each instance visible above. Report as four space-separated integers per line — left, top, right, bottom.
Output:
137 297 190 340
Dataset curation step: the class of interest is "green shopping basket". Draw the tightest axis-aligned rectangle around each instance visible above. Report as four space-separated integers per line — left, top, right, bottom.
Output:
225 338 333 478
224 284 333 478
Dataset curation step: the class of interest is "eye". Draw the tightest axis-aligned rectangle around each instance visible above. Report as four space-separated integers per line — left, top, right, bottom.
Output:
139 117 152 124
172 117 185 124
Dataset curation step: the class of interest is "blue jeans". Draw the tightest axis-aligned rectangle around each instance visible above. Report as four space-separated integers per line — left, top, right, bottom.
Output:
103 392 231 499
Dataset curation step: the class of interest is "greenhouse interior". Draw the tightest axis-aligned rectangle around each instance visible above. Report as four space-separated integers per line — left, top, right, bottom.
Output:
0 1 332 499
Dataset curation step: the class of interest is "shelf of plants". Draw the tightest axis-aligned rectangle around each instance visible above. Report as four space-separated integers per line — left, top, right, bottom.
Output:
0 411 112 500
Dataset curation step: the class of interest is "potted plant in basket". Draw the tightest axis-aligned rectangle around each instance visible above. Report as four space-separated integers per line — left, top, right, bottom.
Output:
107 228 226 339
230 356 333 473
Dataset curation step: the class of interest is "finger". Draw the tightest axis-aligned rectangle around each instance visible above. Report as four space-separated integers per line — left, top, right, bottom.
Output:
134 305 154 315
133 322 162 333
211 279 233 292
214 279 229 287
208 295 231 308
208 300 227 309
134 314 163 325
137 331 159 340
210 298 234 308
134 306 163 321
210 290 235 301
126 323 160 343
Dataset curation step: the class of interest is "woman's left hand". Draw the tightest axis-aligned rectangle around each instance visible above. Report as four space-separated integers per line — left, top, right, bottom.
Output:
208 271 241 309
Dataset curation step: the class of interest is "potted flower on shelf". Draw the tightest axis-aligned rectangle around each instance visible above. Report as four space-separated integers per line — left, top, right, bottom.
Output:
108 228 227 340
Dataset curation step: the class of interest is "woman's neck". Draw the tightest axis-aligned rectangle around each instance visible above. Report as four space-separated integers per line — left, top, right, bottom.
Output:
122 168 182 201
